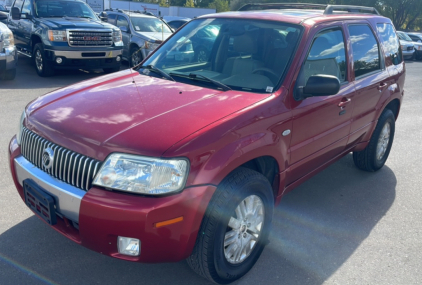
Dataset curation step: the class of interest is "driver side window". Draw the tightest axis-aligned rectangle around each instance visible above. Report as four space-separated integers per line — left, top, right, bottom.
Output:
21 0 32 15
299 28 347 88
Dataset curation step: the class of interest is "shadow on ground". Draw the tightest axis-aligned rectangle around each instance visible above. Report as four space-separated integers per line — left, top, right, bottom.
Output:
0 155 396 285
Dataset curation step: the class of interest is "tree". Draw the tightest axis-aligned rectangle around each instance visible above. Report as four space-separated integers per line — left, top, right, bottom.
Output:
159 0 169 7
184 0 195 7
208 0 229 12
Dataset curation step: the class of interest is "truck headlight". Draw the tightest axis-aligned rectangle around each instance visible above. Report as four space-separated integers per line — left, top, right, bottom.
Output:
48 30 67 42
93 153 189 195
0 30 14 48
113 30 123 46
145 41 160 51
16 111 26 145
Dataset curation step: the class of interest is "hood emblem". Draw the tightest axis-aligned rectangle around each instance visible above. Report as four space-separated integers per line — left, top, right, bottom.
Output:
42 148 54 170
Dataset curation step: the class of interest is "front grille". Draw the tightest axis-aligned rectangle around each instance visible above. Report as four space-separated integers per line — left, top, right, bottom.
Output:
68 30 113 47
20 128 101 191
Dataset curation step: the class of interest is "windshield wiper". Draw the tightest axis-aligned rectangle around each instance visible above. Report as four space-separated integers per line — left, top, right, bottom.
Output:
139 65 175 81
171 72 231 91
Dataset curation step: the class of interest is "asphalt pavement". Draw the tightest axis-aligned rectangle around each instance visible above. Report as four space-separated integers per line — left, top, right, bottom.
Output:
0 56 421 285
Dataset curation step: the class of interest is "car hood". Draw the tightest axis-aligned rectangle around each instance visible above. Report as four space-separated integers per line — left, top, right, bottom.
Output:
38 17 115 30
399 39 414 47
135 31 172 42
25 69 270 161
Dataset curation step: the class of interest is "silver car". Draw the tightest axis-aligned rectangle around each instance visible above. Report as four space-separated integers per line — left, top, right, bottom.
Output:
0 21 17 80
397 31 415 60
104 9 173 67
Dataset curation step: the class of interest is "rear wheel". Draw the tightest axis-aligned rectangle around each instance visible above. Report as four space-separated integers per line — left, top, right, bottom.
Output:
33 43 54 77
353 109 395 172
187 168 274 284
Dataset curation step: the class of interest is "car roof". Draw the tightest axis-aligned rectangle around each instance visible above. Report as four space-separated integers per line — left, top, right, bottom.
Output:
198 9 389 26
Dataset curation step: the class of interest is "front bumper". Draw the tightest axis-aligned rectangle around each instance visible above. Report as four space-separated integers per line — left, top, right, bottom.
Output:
9 136 216 263
44 48 122 69
0 45 18 72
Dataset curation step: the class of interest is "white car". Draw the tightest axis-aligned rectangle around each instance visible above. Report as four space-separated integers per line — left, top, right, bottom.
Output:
0 22 17 80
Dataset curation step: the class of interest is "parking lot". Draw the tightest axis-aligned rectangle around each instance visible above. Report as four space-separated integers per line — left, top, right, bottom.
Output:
1 55 421 285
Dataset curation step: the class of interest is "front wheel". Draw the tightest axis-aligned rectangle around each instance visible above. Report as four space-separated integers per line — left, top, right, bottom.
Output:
353 109 395 172
187 168 274 284
33 43 54 77
130 46 143 67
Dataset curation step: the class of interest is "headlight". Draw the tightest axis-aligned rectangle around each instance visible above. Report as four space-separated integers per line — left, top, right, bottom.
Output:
16 111 26 145
48 30 67 42
112 30 123 46
145 41 160 51
93 153 189 195
0 30 14 48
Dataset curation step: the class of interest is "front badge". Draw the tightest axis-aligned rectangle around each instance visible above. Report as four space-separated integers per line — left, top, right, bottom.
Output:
42 148 54 170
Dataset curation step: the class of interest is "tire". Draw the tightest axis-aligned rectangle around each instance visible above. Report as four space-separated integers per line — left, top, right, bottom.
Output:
33 43 54 77
103 66 120 74
353 109 395 172
187 167 274 284
130 46 143 67
194 46 209 63
1 68 16 80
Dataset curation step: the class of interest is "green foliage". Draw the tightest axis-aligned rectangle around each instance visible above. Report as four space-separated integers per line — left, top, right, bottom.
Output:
208 0 229 12
159 0 169 7
184 0 195 7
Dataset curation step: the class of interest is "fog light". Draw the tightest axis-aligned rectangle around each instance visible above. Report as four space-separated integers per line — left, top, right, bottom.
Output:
56 57 63 64
116 55 121 62
117 236 140 256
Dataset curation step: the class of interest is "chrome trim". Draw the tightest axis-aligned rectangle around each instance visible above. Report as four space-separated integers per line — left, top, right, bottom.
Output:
15 156 85 222
45 49 122 59
66 29 114 47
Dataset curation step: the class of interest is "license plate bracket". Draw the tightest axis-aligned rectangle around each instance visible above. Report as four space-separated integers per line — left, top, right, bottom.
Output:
23 179 57 225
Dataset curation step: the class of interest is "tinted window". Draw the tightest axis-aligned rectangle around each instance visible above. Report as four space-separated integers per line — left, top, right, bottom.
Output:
348 25 380 78
298 29 347 86
13 0 24 10
168 21 183 30
117 15 129 30
107 13 116 25
376 23 402 65
21 0 31 14
35 1 97 19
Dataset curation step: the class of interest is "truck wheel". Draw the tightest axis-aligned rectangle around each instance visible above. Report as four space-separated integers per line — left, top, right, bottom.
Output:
103 67 120 74
187 167 274 284
353 109 395 172
33 43 54 77
130 46 143 67
1 68 16 80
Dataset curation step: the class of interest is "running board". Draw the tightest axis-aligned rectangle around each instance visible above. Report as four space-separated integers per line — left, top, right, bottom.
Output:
17 50 32 58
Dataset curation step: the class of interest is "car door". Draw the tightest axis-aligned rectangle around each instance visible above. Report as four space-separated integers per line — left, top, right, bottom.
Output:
286 24 356 185
18 0 32 49
344 22 392 147
7 0 24 48
116 15 130 59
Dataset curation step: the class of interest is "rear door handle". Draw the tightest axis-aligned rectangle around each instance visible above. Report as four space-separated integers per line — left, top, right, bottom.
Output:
338 98 351 107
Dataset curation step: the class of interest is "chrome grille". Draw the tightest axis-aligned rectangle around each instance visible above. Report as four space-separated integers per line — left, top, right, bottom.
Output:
68 30 113 47
20 128 101 191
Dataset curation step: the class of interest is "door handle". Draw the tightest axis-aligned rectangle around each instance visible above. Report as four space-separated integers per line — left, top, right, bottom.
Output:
377 82 388 92
338 98 351 107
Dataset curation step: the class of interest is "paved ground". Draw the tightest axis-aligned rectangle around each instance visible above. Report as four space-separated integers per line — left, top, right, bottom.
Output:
0 56 421 285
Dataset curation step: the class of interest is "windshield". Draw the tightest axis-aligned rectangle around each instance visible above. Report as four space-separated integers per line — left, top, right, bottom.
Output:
398 32 412 42
0 5 6 10
141 18 302 93
35 0 97 19
130 17 172 33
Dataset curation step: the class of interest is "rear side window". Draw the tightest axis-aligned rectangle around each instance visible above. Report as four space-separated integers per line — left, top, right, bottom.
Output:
376 23 402 65
348 25 381 78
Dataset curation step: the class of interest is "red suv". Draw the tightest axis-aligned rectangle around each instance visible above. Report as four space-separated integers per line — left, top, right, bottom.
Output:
9 4 405 284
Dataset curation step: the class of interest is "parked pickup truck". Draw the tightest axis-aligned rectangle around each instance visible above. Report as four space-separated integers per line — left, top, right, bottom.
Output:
8 0 123 76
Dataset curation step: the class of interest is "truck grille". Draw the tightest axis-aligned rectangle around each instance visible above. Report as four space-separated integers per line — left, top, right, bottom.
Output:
20 128 102 191
68 30 113 47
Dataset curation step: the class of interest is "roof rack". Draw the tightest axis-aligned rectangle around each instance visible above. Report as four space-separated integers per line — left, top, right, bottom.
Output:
238 3 380 15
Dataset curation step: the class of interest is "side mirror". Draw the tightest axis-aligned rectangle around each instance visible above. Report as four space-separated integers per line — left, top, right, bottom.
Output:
303 75 340 98
11 7 20 20
99 15 107 22
119 26 128 33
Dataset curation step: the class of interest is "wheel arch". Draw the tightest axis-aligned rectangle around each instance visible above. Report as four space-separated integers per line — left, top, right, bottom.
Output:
30 34 42 51
384 98 401 120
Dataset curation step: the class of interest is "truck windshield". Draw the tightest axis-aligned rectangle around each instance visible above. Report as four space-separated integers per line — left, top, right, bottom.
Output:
142 18 302 93
130 17 172 33
35 0 97 19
